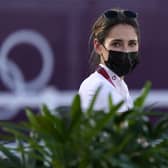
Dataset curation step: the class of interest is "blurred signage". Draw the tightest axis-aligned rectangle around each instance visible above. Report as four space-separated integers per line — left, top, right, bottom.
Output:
0 29 75 120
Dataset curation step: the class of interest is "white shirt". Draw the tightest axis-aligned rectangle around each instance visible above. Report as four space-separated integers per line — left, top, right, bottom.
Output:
78 64 133 112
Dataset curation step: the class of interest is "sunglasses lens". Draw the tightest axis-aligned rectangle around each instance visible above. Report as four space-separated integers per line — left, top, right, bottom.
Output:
124 10 137 18
104 10 118 18
104 10 137 19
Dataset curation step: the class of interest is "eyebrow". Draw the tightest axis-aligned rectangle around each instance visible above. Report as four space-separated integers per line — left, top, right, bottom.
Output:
111 39 138 42
110 39 138 43
111 39 123 42
129 39 138 42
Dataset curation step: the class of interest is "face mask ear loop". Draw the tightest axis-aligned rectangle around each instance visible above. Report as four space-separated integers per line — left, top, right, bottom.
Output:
102 44 108 51
100 43 109 62
100 53 106 62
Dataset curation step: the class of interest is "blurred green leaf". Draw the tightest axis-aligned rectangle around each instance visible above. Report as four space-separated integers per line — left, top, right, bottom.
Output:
134 81 152 108
0 81 168 168
86 86 101 117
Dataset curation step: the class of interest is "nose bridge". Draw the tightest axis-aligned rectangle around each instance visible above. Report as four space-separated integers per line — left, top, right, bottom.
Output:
123 41 129 52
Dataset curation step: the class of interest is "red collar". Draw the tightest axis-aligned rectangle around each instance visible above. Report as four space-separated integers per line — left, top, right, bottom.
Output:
97 66 116 88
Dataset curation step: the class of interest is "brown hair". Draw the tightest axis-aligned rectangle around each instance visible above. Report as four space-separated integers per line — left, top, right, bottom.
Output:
89 8 140 72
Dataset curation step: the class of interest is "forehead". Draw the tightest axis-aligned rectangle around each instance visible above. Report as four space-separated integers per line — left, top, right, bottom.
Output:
106 24 138 41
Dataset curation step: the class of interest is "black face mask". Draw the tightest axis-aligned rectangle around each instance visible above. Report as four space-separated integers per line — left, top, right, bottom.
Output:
104 50 139 77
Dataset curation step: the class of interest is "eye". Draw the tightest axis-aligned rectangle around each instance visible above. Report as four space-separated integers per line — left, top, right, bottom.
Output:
129 41 137 47
111 41 122 48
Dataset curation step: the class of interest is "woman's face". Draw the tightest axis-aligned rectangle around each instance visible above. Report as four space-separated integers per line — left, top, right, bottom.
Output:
94 24 139 63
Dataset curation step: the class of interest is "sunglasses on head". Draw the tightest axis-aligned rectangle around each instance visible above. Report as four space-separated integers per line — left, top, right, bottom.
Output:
104 10 137 19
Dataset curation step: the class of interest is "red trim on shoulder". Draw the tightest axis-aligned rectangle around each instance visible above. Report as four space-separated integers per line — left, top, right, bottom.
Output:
97 66 116 88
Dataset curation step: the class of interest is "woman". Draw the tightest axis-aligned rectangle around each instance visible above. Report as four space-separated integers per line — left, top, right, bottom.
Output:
79 8 140 112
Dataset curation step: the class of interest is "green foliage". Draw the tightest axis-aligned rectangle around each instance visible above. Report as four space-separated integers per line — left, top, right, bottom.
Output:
0 81 168 168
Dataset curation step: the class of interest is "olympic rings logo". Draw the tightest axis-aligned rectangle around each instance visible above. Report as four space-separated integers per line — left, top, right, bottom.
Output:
0 29 54 93
0 29 55 119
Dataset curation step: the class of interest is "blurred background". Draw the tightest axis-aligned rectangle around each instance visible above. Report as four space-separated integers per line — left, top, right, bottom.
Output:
0 0 167 120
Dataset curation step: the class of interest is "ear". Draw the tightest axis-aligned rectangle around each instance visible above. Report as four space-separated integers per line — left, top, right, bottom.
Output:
93 39 103 55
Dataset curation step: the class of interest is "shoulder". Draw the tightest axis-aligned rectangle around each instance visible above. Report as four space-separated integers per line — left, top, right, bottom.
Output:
79 72 100 88
79 71 107 93
78 72 125 111
78 71 116 102
78 72 108 111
